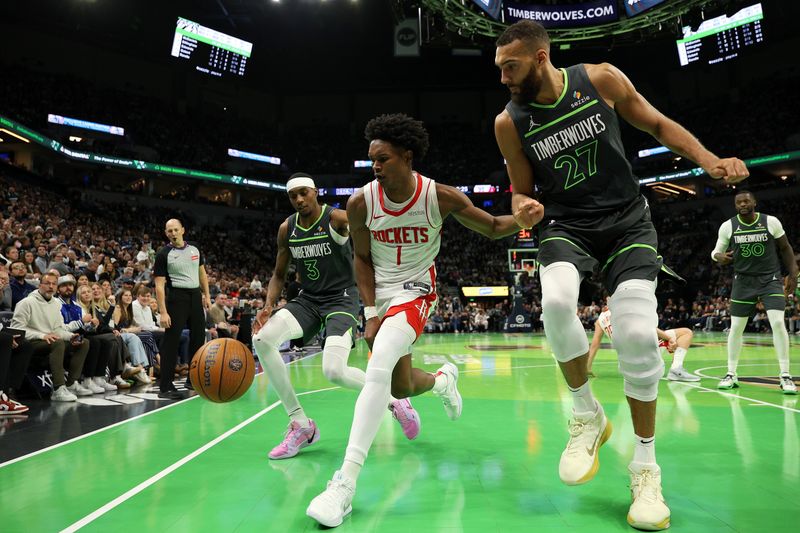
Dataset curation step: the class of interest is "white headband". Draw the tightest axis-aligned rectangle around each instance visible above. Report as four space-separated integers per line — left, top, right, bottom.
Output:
286 177 316 192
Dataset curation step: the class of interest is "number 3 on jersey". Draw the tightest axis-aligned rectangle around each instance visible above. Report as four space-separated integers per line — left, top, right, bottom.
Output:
304 259 320 280
554 139 598 190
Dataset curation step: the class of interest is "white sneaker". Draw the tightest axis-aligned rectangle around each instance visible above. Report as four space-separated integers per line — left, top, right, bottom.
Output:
717 373 738 390
627 462 670 530
780 373 798 395
51 385 77 402
667 367 701 382
559 402 612 485
306 470 355 528
432 362 462 420
82 377 105 394
94 376 118 392
111 375 132 389
68 381 94 396
133 370 151 385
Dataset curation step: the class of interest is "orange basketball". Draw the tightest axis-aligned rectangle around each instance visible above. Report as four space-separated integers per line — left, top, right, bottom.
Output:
189 338 255 403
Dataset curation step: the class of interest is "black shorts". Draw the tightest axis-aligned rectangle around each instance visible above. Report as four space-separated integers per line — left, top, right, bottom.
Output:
730 272 785 316
283 287 359 344
536 196 662 294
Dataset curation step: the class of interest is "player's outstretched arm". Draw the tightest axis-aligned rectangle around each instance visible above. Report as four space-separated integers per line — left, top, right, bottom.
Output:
437 183 522 240
711 220 733 265
346 190 380 347
590 62 748 185
494 110 544 229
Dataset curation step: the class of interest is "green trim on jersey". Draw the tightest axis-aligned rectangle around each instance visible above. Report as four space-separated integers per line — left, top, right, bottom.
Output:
602 243 657 271
295 204 328 232
736 213 760 227
325 311 357 324
288 234 329 243
767 293 786 298
525 99 599 138
528 68 569 109
540 236 590 256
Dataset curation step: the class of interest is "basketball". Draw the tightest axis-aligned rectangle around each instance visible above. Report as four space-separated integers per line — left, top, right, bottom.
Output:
189 338 255 403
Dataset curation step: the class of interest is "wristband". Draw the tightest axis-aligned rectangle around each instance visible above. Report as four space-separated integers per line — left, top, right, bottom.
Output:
364 306 378 321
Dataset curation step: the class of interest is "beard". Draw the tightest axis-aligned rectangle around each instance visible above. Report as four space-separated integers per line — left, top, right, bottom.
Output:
509 69 541 104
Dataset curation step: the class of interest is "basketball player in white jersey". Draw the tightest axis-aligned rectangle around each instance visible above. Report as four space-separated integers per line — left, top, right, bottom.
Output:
306 113 527 527
587 305 700 381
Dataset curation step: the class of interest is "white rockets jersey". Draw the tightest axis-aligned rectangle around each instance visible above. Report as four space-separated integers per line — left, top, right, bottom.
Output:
363 172 442 302
597 310 613 338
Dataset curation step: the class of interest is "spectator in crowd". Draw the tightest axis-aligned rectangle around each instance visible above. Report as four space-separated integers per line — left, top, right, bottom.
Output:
0 268 12 312
8 261 36 310
10 272 91 401
34 245 49 274
114 288 162 372
2 246 19 267
58 275 117 393
47 251 70 276
208 293 239 339
249 275 262 291
22 250 41 279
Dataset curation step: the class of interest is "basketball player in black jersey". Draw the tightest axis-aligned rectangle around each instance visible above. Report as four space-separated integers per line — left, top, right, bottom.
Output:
494 21 748 530
252 173 421 461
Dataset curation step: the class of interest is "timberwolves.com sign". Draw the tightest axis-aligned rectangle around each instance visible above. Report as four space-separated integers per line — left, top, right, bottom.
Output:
504 0 619 28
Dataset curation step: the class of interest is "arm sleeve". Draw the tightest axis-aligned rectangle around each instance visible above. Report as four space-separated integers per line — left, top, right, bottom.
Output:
711 220 732 261
767 215 786 240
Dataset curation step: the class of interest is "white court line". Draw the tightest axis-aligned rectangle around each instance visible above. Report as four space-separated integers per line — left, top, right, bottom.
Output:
60 385 339 533
680 363 799 414
0 349 323 469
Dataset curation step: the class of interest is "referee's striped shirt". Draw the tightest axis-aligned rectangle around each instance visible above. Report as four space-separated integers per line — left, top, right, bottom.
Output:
154 242 204 289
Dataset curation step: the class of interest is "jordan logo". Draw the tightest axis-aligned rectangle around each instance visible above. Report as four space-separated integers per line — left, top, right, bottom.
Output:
528 116 540 131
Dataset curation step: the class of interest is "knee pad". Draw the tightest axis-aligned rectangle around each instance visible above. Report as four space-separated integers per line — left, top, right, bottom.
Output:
252 309 303 352
610 279 662 402
321 332 352 383
539 262 587 362
365 315 414 385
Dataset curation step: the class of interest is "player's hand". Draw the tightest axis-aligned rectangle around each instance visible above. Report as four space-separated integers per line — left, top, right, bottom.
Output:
666 339 677 353
513 198 545 229
364 317 380 350
43 333 60 345
706 157 749 184
252 306 272 336
785 274 798 299
160 312 172 329
11 334 20 349
715 251 734 265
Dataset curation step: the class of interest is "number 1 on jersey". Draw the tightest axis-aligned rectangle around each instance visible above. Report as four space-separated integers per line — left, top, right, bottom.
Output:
396 246 402 265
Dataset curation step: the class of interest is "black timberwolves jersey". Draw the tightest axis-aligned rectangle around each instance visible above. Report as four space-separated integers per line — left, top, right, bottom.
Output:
286 205 355 295
505 64 639 219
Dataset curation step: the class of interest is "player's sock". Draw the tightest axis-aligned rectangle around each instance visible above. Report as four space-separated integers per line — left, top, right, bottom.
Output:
633 434 656 465
341 460 361 481
727 316 748 374
670 347 688 370
253 318 305 424
767 309 790 374
569 380 597 415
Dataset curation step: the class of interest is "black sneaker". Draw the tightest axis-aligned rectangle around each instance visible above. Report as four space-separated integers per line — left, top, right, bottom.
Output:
184 377 194 390
158 389 187 400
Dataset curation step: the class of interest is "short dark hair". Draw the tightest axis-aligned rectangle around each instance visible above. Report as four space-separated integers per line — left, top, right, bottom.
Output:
496 20 550 53
365 114 429 161
735 189 755 200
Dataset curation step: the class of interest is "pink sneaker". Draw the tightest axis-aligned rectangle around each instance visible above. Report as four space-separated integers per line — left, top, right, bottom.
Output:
390 398 421 440
268 419 320 460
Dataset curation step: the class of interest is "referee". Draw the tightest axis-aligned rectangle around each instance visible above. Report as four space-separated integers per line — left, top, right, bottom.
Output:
154 218 210 399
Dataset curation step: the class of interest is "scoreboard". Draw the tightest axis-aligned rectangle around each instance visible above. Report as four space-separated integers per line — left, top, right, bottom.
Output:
677 3 764 67
170 17 252 78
